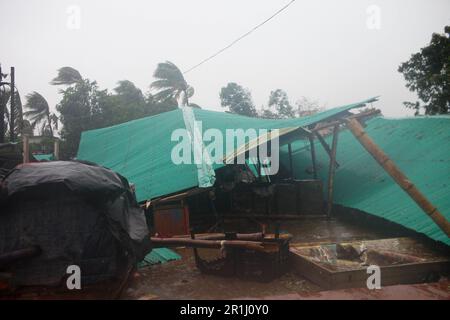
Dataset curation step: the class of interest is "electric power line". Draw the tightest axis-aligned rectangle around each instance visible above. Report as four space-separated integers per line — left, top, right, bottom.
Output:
183 0 296 74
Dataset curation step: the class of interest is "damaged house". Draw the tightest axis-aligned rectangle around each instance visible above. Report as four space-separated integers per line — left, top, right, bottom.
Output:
74 97 449 291
1 96 448 298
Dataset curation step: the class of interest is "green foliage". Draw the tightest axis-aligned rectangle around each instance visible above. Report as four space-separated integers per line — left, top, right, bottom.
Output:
56 79 108 158
398 26 450 115
268 89 295 119
52 67 178 159
219 82 257 117
24 91 57 137
260 109 280 119
295 96 324 117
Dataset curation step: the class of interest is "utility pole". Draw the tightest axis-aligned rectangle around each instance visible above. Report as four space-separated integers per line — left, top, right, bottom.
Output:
10 67 15 142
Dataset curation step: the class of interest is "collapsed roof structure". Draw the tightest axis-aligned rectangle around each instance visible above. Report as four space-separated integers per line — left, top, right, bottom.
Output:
76 98 450 245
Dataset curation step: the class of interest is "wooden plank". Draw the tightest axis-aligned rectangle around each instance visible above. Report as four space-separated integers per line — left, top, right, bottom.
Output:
346 118 450 237
290 248 450 290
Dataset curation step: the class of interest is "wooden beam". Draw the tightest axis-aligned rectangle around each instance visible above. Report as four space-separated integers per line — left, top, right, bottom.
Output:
312 109 381 133
308 134 318 179
346 118 450 237
315 131 339 168
326 125 339 217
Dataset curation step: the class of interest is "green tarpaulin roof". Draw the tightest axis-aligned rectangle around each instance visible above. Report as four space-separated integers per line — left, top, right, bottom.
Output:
280 116 450 245
77 97 450 245
77 97 376 202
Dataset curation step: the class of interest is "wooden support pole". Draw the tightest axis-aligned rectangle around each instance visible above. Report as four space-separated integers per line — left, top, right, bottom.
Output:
346 118 450 237
309 134 318 179
23 134 29 163
256 144 261 178
326 125 339 217
315 131 339 168
9 67 15 142
288 143 294 178
53 139 60 160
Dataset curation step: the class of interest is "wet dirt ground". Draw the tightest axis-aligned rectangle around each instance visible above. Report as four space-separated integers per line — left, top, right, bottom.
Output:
123 217 405 300
124 248 321 300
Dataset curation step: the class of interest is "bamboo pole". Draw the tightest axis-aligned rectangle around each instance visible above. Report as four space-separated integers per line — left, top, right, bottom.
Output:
346 118 450 237
174 232 265 241
150 237 267 252
326 125 340 217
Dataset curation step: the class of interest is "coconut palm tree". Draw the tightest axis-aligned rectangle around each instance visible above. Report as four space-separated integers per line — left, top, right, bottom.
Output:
1 82 27 140
4 90 28 136
24 92 58 137
50 66 83 86
150 61 194 107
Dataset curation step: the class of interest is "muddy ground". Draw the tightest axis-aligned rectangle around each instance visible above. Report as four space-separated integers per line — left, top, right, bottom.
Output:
123 217 403 299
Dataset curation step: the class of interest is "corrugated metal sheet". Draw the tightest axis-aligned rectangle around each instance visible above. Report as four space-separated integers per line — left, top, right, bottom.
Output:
281 116 450 245
77 97 377 202
138 248 181 267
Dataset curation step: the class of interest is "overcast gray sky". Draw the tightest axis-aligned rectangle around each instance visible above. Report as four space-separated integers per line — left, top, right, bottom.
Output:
1 0 449 117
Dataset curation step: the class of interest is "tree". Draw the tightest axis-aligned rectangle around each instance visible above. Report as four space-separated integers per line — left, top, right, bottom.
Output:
24 92 58 137
268 89 295 119
50 66 83 86
103 80 147 125
295 96 324 117
398 25 450 115
51 67 108 158
0 74 27 141
56 79 109 158
220 82 257 117
150 61 194 106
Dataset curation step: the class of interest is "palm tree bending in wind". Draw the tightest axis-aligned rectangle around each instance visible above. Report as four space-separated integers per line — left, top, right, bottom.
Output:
24 92 58 137
50 66 83 86
150 61 194 107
